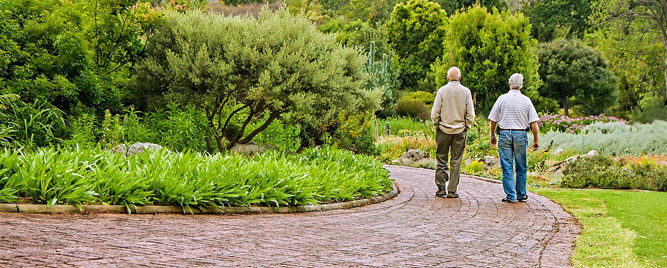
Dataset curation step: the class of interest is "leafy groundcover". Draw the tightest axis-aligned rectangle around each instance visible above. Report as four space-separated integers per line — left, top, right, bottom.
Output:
0 147 393 213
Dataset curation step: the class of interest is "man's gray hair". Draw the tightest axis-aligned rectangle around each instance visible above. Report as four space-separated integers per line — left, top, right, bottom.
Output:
508 73 524 89
447 67 461 80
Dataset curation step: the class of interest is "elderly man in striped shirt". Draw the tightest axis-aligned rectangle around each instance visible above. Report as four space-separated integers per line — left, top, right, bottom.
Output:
488 73 540 203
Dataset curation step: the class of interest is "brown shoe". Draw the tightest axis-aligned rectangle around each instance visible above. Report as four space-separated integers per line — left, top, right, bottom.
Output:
446 193 459 198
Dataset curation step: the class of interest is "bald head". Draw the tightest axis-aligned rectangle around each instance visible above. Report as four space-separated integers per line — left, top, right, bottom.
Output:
447 67 461 81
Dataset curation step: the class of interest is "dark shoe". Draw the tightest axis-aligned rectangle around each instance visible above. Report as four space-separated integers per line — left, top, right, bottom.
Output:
502 198 517 203
518 196 528 202
435 193 447 198
447 193 459 198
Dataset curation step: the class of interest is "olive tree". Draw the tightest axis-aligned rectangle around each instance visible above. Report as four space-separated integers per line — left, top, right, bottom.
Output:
136 9 380 152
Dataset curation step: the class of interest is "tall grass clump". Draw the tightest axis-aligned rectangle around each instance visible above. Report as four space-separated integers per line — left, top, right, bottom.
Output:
0 146 392 212
540 121 667 155
376 117 433 137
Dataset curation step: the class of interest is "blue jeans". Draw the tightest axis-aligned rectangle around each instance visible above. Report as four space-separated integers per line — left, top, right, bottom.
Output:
498 130 528 201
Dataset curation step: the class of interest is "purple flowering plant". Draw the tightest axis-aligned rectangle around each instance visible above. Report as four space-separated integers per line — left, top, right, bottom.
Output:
538 114 627 134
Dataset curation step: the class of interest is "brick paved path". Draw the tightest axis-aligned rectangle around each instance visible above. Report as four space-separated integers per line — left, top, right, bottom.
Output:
0 166 579 267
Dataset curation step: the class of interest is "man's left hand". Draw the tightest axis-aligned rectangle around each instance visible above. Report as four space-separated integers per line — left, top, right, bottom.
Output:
532 141 539 150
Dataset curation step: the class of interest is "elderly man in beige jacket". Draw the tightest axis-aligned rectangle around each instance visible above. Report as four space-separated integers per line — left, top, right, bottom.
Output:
431 67 475 198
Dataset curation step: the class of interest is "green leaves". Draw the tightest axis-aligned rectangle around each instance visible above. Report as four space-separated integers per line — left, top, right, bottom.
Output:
537 39 618 116
0 146 393 212
386 0 447 91
442 5 539 113
137 8 373 151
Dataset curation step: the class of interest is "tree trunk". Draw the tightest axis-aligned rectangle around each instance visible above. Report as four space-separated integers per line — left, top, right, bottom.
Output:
562 96 569 117
215 135 225 153
664 42 667 105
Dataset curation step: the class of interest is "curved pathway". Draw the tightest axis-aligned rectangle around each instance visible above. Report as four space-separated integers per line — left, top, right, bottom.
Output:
0 166 579 267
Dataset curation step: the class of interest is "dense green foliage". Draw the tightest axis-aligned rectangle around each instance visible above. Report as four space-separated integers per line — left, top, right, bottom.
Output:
318 19 400 110
0 0 161 116
136 9 380 152
591 0 667 105
441 5 540 112
521 0 592 42
436 0 506 16
560 155 667 191
0 147 393 211
386 0 447 92
537 39 618 116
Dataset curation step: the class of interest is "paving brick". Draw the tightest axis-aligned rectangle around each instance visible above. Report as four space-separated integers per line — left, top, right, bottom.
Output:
0 165 579 267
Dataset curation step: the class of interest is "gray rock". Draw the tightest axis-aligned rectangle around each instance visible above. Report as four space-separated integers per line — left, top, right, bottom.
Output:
127 142 163 156
230 141 279 156
399 157 414 165
552 149 566 155
484 156 499 170
657 161 667 166
586 150 599 157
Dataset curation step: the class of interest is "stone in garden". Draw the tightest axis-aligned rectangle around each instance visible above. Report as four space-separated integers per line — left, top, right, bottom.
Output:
127 142 163 156
657 161 667 166
552 149 565 155
484 156 499 170
230 141 279 156
394 149 428 165
111 144 127 155
585 150 599 157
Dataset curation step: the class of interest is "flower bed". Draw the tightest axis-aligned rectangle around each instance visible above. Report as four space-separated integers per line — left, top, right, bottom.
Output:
539 114 627 134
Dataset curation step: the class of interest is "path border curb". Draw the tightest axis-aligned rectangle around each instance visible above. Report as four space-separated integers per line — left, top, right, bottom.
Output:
0 183 399 215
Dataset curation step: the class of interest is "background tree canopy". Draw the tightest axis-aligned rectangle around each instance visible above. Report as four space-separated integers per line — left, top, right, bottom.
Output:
386 0 447 92
537 39 618 116
441 5 540 113
521 0 592 42
136 8 380 151
0 0 161 116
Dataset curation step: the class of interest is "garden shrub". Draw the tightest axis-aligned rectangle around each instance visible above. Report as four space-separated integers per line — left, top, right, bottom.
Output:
560 155 667 191
395 99 429 120
540 121 667 155
464 161 484 175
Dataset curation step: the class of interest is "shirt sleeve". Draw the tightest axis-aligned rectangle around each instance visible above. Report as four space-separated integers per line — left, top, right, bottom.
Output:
431 90 442 127
465 91 475 129
487 97 501 122
527 99 539 123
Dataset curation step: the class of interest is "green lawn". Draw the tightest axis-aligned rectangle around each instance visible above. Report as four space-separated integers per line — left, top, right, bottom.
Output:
531 188 667 268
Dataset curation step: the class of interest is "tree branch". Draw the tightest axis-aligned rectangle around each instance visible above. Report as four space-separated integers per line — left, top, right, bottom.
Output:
237 109 282 144
225 106 256 150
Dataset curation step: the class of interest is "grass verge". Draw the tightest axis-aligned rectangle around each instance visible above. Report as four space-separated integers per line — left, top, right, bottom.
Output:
531 188 667 267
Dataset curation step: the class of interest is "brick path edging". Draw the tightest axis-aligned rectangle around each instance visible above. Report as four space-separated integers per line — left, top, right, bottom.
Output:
0 182 398 215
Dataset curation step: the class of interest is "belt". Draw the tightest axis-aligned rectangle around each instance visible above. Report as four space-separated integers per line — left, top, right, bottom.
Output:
499 128 526 131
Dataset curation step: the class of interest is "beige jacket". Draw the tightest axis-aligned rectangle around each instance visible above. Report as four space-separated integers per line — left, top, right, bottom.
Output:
431 81 475 134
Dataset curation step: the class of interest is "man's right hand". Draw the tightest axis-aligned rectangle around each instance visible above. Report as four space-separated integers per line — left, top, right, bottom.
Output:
490 136 497 147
